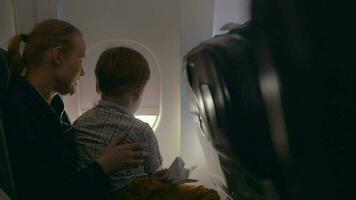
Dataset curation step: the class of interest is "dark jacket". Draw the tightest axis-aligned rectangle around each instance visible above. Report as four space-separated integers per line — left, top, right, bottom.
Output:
2 77 110 200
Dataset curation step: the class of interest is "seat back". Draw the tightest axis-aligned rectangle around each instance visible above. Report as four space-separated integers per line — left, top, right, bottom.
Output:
185 30 281 199
0 48 15 199
252 0 356 199
0 49 9 99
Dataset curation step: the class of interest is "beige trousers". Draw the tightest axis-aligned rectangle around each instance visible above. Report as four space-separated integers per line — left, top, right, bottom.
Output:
114 176 220 200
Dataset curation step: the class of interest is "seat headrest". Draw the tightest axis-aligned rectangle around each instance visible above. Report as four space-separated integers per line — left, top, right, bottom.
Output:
0 48 9 100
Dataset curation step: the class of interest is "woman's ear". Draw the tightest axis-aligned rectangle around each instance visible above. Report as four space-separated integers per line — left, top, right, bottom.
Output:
51 47 63 65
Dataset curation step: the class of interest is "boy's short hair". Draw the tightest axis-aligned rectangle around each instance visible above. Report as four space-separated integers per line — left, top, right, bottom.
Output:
95 47 150 96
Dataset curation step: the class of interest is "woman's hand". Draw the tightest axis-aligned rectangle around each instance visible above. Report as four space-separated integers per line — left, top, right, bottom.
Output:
96 134 148 175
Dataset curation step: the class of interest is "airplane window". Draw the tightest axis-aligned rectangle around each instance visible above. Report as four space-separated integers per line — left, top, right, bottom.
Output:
135 115 158 129
63 40 161 131
79 107 159 130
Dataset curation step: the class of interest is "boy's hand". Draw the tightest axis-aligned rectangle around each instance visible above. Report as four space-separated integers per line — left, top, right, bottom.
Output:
149 168 172 182
151 168 167 177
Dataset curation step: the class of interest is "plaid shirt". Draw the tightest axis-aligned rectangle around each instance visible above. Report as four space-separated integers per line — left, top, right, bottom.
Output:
73 100 162 192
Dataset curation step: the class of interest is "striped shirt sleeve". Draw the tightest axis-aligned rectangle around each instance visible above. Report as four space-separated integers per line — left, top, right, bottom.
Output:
141 123 162 173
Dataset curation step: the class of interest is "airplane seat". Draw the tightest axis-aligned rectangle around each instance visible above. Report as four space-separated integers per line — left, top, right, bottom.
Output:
252 0 356 199
227 22 253 40
185 28 281 199
0 48 15 200
0 49 9 99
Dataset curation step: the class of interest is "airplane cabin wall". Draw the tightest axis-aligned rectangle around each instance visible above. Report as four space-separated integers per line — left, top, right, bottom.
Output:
1 0 250 192
0 0 181 168
57 0 181 167
180 0 252 190
179 0 217 189
0 0 52 48
0 0 15 49
213 0 251 35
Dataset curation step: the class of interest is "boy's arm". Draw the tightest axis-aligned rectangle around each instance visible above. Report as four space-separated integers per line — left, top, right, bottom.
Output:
142 124 162 173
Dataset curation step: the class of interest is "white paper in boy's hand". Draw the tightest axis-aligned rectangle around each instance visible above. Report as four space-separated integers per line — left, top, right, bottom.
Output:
164 157 198 184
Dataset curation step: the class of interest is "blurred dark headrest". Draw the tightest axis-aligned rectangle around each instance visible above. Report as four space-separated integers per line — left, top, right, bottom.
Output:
228 21 252 39
0 48 9 100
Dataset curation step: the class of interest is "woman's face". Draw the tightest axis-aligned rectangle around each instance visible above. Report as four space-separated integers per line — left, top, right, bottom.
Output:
52 32 86 95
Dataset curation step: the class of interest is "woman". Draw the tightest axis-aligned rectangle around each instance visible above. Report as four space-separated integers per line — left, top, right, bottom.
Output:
3 19 147 200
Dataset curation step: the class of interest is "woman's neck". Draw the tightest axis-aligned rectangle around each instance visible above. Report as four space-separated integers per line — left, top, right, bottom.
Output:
26 67 56 104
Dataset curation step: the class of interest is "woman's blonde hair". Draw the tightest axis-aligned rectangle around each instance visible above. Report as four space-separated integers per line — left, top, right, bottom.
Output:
7 19 81 75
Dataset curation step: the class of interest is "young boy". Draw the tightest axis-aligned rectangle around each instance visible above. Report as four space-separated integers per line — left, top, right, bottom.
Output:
74 47 219 199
